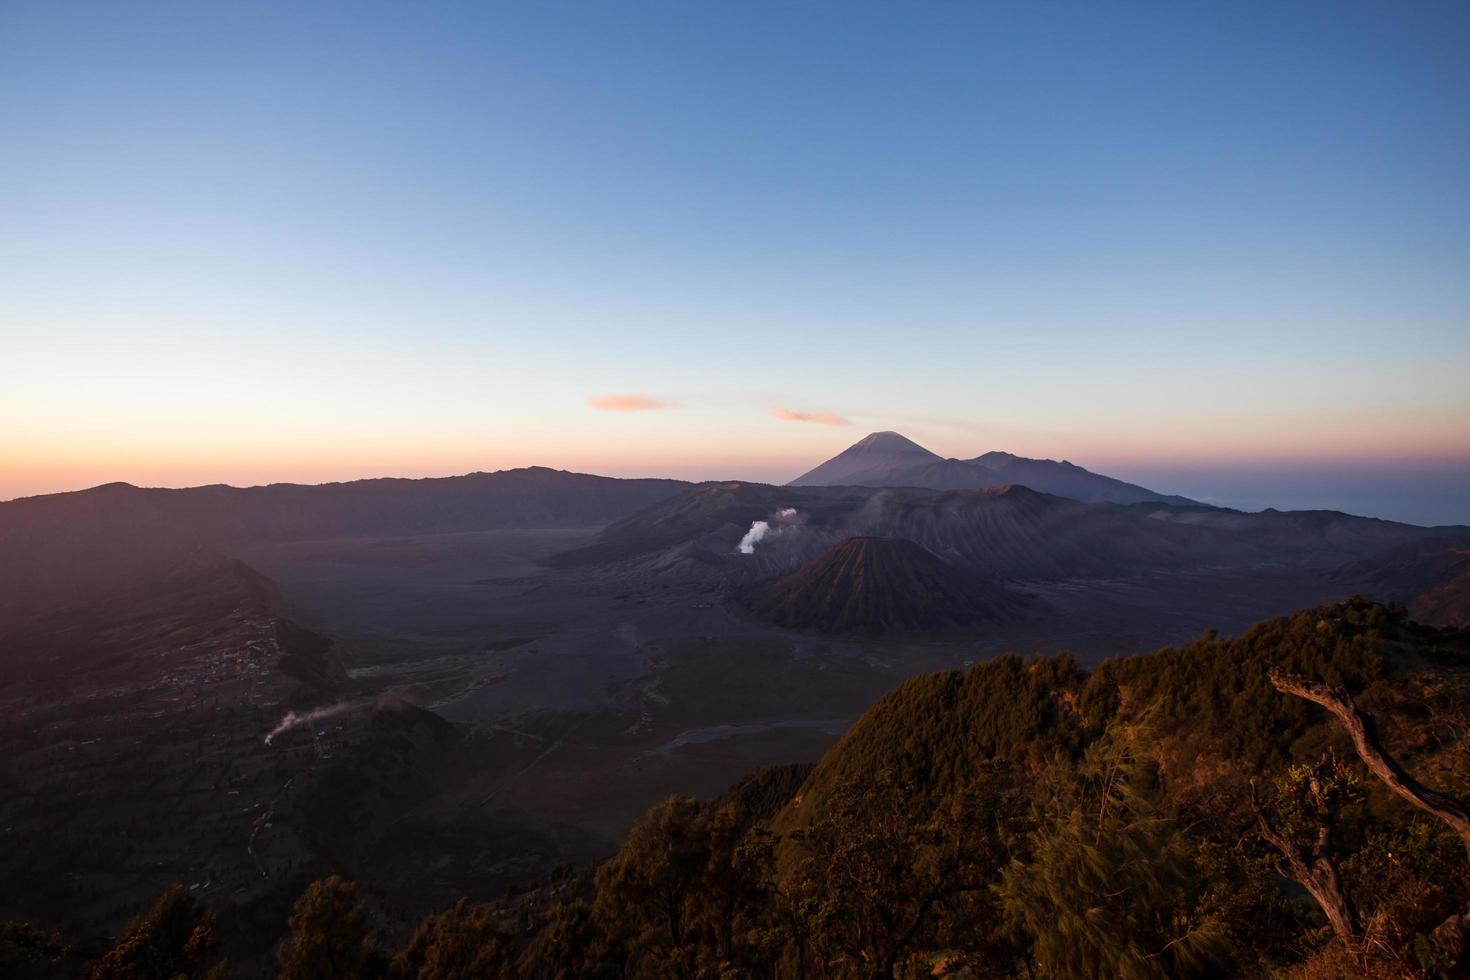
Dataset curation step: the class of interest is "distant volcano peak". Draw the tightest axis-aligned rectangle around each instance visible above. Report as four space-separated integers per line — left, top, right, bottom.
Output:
852 431 932 453
788 431 940 487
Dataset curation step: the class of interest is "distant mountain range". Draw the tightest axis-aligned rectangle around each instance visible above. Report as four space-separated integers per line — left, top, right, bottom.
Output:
789 430 1198 506
5 448 1468 646
0 467 691 652
556 479 1468 588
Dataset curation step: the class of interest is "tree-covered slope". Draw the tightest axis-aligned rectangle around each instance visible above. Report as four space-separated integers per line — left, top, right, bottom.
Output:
779 598 1465 836
14 600 1470 979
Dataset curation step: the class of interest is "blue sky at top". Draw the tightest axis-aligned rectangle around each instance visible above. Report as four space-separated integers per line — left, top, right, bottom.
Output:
2 1 1467 521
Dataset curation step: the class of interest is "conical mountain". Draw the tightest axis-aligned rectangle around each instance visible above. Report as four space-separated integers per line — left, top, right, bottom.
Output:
747 536 1027 633
788 431 973 487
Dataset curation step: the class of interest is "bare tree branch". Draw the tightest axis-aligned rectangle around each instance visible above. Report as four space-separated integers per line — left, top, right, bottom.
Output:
1267 669 1470 860
1268 668 1470 958
1248 776 1359 945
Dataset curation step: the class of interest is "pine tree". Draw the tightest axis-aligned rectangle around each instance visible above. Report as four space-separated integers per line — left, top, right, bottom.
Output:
391 898 516 979
998 744 1230 979
277 876 384 980
88 884 226 980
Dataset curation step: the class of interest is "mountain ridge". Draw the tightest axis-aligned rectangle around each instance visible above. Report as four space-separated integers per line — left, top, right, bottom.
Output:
0 466 692 548
790 431 1198 506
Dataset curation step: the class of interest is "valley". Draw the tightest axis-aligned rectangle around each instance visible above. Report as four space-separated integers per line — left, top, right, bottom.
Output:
228 524 1359 887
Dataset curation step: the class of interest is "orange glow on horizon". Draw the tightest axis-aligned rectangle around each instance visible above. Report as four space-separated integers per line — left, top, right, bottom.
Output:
5 433 1468 502
4 393 1467 501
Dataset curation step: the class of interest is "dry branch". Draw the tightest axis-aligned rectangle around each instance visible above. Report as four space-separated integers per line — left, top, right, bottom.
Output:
1267 669 1470 859
1267 668 1470 957
1248 772 1358 945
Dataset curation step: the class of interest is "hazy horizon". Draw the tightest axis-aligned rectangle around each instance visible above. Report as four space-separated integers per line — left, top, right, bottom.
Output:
7 436 1468 527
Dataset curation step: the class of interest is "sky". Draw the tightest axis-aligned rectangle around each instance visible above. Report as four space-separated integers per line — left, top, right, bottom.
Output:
2 1 1468 524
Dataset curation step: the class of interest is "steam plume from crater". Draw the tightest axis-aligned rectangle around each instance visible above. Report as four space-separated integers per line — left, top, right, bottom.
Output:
737 508 804 555
738 521 771 555
264 702 359 745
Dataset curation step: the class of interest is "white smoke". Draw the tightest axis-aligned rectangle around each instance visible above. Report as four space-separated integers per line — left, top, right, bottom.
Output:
737 521 770 555
737 508 804 555
264 702 359 745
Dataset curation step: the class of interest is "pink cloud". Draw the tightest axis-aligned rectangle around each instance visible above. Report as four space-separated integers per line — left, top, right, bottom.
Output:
769 408 851 426
588 394 669 412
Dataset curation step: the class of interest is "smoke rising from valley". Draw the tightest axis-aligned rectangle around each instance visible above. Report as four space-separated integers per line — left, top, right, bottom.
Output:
264 702 360 744
737 521 770 554
737 508 803 555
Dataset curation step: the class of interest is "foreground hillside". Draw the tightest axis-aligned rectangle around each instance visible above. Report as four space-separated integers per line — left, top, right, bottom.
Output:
756 599 1470 977
561 599 1470 978
13 599 1467 978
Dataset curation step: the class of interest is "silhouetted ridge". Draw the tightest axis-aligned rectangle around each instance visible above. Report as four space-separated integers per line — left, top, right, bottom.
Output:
1337 536 1470 628
790 431 1199 505
747 536 1026 633
0 467 690 551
